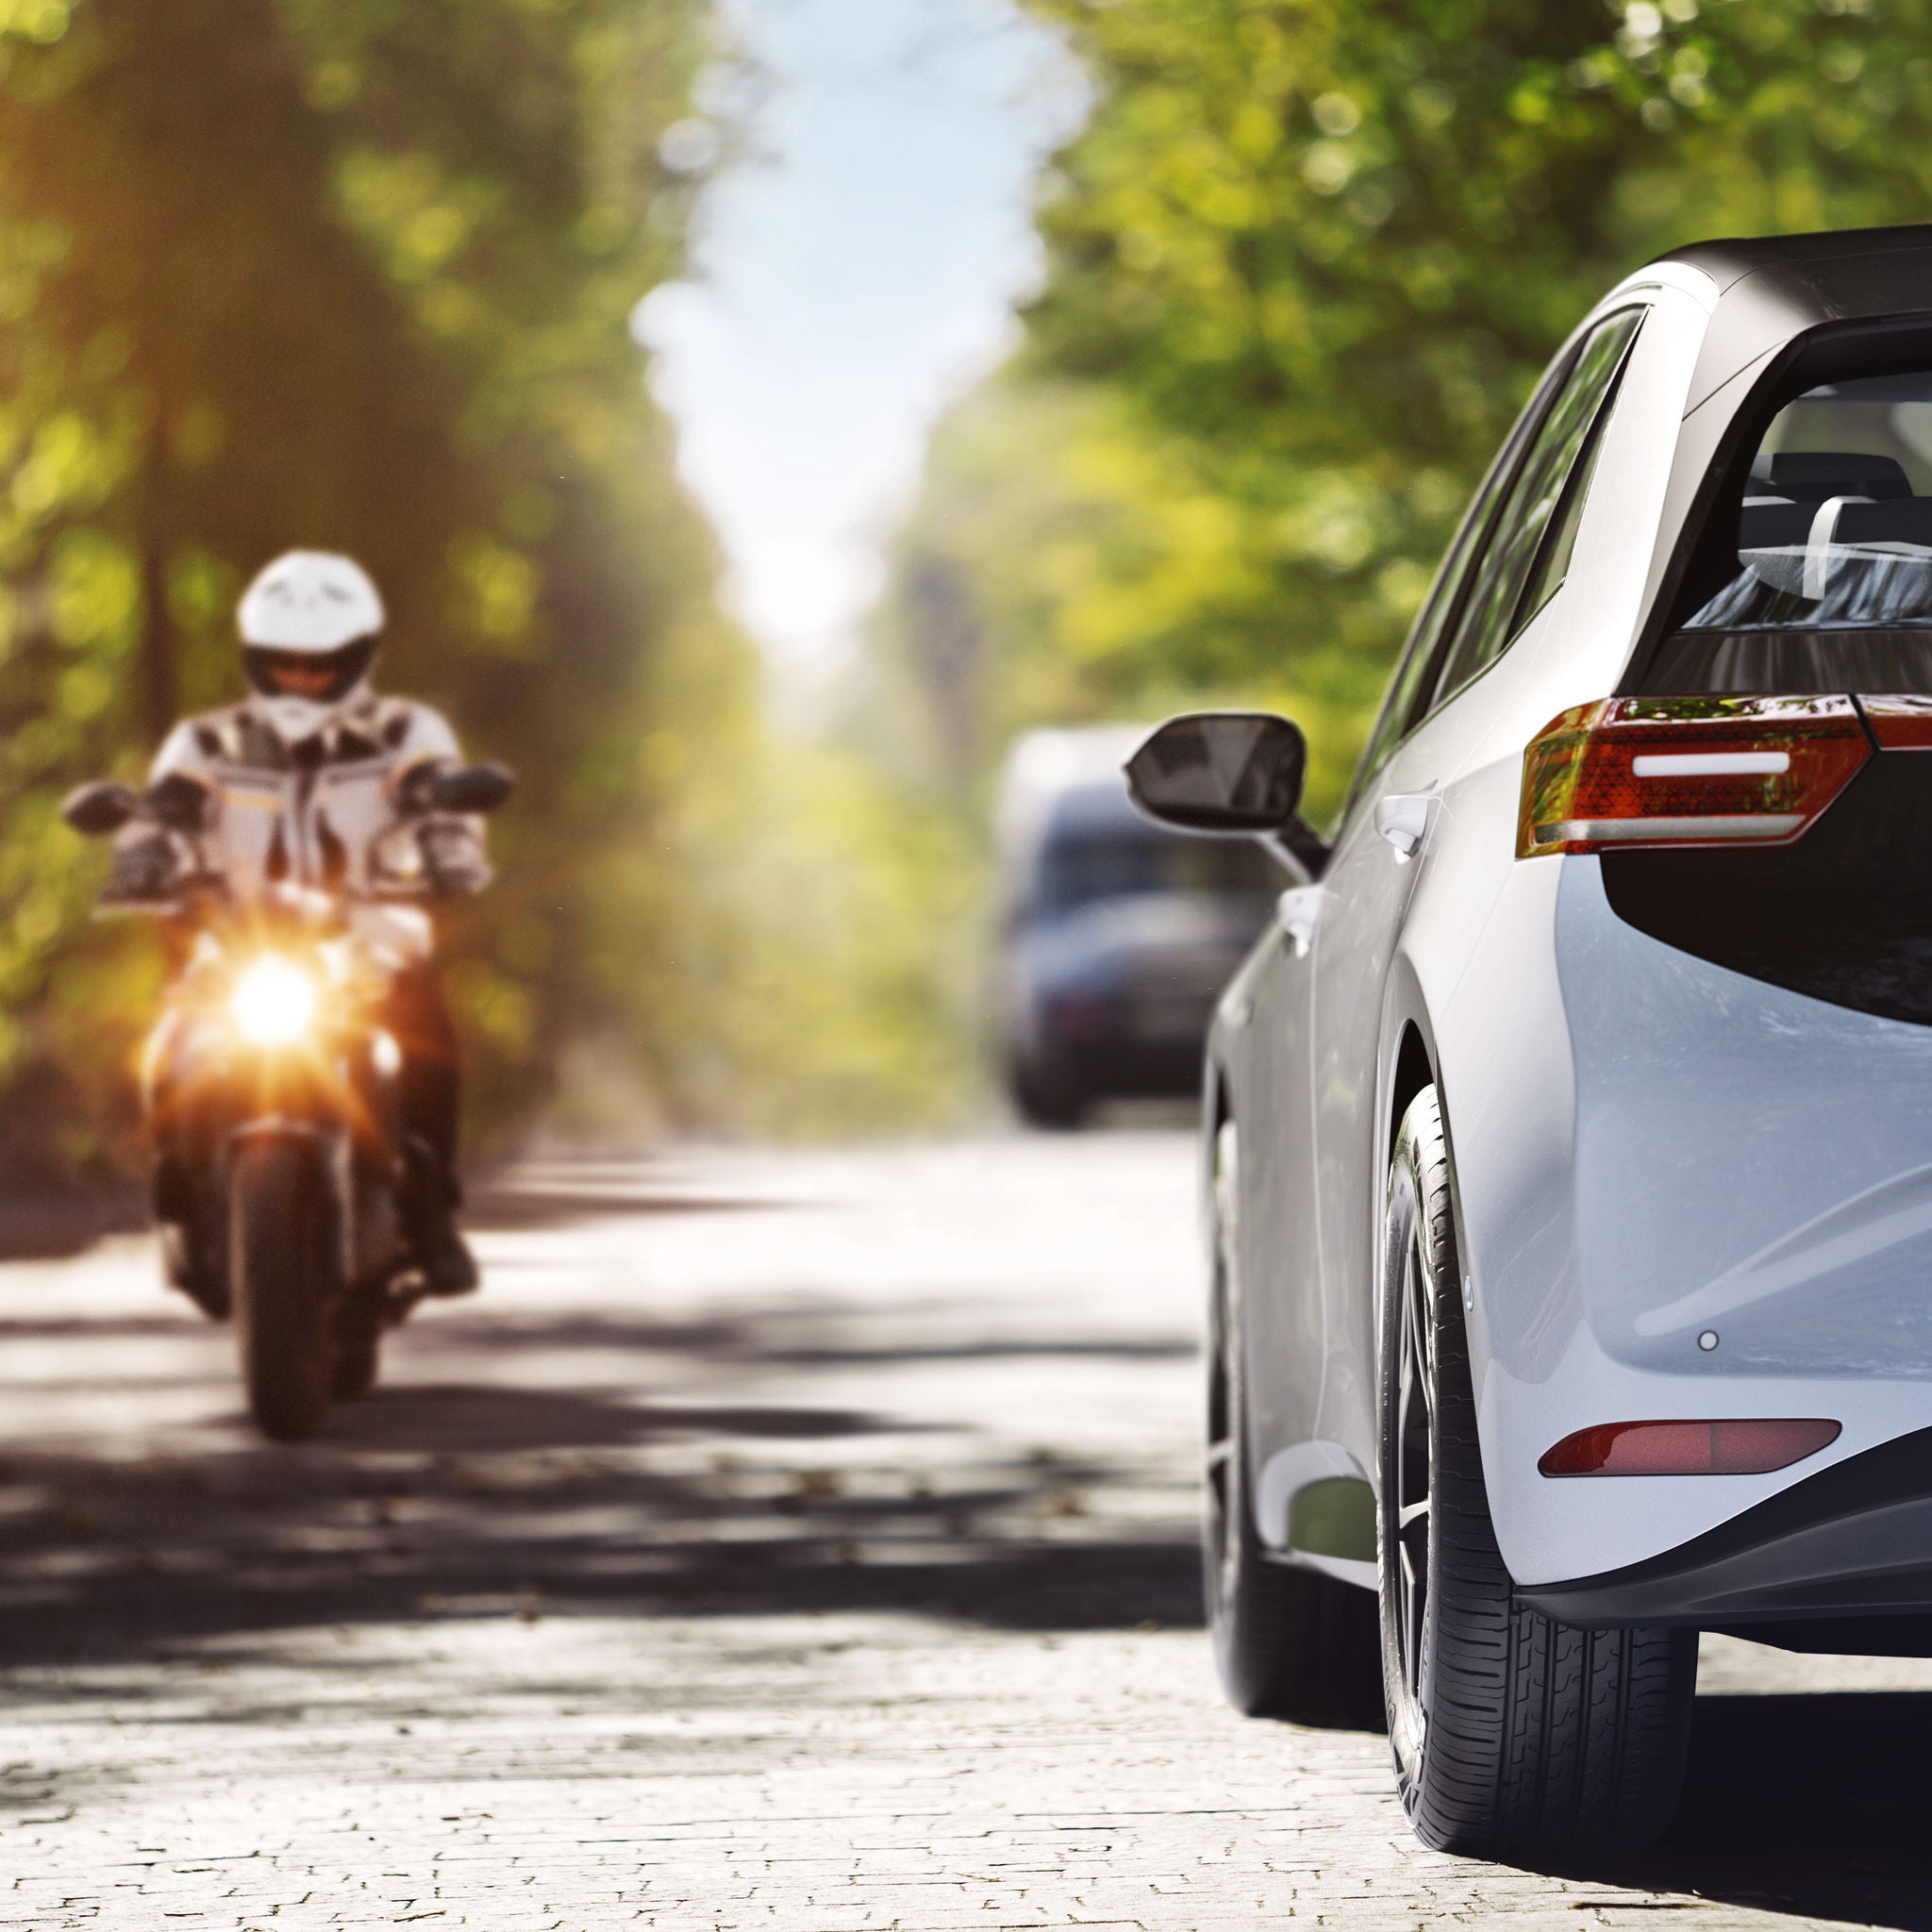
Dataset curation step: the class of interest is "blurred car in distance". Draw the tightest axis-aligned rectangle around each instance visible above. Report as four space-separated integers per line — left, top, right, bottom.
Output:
995 725 1274 1128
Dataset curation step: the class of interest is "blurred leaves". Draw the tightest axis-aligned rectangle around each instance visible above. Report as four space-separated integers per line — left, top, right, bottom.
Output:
655 732 989 1137
883 0 1932 826
0 0 753 1183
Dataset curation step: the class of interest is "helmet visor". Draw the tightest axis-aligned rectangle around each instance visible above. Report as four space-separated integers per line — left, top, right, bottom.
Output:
243 637 376 708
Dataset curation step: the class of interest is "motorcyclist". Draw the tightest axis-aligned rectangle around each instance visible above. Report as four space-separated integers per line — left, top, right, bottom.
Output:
120 550 490 1297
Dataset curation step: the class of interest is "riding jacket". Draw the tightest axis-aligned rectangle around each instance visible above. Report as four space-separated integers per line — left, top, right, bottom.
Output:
116 691 491 924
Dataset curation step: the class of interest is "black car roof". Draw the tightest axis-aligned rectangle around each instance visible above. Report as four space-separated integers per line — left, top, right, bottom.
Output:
1646 227 1932 415
1658 224 1932 303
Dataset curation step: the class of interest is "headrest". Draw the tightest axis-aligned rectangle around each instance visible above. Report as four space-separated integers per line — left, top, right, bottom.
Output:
1748 451 1913 501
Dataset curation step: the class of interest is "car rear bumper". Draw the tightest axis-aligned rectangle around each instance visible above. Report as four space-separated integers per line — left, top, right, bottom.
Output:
1520 1423 1932 1649
1443 853 1932 1586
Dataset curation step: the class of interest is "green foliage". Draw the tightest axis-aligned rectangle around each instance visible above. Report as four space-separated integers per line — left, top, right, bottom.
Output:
875 376 1390 819
0 0 751 1180
884 0 1932 821
650 725 990 1137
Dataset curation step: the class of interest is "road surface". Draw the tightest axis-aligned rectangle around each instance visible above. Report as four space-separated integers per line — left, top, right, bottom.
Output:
0 1132 1927 1929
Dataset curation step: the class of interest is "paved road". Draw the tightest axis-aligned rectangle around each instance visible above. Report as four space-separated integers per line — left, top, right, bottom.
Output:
0 1132 1927 1931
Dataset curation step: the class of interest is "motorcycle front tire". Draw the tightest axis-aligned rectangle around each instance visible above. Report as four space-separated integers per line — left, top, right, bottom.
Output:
230 1135 335 1442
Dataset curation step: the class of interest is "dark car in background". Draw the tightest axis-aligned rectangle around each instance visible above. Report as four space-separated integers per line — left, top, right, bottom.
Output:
996 726 1274 1127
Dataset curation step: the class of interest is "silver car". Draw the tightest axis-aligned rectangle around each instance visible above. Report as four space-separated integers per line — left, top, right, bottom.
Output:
1128 225 1932 1860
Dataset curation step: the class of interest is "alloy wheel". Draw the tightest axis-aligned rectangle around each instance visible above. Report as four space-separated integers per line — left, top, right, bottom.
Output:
1392 1224 1435 1736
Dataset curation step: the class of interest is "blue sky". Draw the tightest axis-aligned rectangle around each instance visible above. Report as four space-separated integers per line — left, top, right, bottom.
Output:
634 0 1083 687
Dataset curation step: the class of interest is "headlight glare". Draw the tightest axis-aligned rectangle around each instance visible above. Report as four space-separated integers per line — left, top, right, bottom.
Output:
230 955 321 1047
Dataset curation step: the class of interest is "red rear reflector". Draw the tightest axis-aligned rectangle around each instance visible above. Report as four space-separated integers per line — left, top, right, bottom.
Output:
1517 695 1869 858
1538 1418 1840 1477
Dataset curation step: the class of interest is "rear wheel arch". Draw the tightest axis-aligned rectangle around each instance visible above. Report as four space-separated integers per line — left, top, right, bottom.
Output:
1377 1083 1696 1856
1386 1023 1436 1171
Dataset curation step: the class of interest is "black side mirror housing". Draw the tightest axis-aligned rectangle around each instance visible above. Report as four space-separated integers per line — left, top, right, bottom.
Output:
1124 711 1308 835
143 770 214 833
60 780 140 837
426 762 514 815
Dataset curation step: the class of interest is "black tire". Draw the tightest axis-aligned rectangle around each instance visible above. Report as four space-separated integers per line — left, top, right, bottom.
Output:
1207 1120 1382 1725
1378 1086 1696 1859
160 1219 229 1321
331 1289 385 1401
230 1136 335 1442
1009 1053 1088 1131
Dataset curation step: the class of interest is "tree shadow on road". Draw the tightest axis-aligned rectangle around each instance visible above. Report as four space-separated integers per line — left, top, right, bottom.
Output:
0 1326 1204 1672
1554 1689 1932 1930
11 1295 1932 1924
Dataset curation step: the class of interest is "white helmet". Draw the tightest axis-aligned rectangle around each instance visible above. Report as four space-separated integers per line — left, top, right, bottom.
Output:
237 551 385 741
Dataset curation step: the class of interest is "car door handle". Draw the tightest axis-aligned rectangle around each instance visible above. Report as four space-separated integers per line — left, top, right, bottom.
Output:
1374 792 1435 859
1275 886 1326 958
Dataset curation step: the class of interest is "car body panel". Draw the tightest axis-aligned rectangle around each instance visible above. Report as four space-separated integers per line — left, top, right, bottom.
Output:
1226 277 1708 1545
1240 912 1326 1470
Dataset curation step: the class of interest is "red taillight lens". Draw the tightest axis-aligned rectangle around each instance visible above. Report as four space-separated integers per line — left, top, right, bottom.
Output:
1861 694 1932 749
1517 695 1870 858
1539 1418 1840 1477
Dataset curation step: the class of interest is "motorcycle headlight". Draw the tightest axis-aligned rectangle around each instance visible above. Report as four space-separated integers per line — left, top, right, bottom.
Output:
230 955 322 1047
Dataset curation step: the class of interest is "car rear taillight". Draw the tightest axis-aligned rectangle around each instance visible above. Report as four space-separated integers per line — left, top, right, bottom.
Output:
1538 1418 1840 1477
1861 694 1932 748
1517 696 1870 858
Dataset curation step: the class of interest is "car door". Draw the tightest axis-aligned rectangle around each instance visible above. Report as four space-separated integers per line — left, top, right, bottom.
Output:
1239 433 1514 1490
1307 306 1647 1467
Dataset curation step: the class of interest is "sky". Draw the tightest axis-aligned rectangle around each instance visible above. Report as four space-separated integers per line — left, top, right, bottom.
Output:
634 0 1084 690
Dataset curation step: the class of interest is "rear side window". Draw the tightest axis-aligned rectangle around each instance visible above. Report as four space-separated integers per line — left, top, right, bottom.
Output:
1428 308 1643 706
1353 359 1562 787
1353 508 1491 786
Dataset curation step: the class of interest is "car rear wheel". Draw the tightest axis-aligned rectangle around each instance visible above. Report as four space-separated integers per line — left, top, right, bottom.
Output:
1378 1086 1696 1858
1207 1119 1382 1724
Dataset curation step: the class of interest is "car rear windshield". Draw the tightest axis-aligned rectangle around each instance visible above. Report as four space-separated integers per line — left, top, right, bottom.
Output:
1037 827 1274 913
1687 374 1932 631
1654 371 1932 691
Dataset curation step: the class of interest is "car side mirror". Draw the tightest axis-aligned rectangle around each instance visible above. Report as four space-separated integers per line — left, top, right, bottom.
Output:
60 780 140 837
1124 711 1307 835
143 771 215 833
426 762 514 815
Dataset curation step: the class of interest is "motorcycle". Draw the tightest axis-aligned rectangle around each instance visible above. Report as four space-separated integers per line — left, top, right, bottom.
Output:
61 758 511 1441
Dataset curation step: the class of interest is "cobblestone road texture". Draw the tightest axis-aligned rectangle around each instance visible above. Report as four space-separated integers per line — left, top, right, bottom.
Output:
0 1133 1926 1930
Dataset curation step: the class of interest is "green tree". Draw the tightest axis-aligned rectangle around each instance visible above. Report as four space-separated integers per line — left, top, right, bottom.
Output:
883 0 1932 821
0 0 750 1181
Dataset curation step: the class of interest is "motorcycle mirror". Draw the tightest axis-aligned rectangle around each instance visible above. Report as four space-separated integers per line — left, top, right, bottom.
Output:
60 780 140 837
143 770 215 833
427 762 514 814
1124 711 1307 835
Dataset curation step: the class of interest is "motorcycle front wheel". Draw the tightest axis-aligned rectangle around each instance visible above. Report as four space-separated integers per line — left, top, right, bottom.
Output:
230 1136 335 1441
